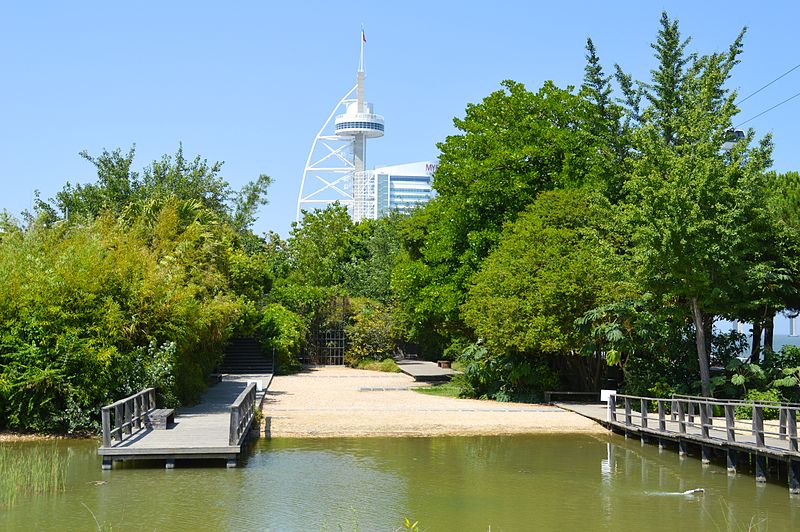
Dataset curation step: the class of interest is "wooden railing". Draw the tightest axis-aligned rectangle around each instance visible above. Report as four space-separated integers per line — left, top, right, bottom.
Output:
229 382 257 446
607 393 800 454
101 388 157 447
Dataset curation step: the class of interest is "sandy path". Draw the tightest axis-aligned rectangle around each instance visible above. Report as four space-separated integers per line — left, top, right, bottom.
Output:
262 366 605 437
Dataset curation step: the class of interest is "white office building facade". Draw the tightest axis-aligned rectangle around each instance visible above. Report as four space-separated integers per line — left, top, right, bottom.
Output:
351 161 437 221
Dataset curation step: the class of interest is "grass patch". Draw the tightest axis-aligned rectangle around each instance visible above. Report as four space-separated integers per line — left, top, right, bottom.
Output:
414 381 464 398
0 444 68 508
356 358 402 373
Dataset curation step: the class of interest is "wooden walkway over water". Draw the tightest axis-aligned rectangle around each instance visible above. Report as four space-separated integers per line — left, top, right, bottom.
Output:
97 374 271 469
558 394 800 494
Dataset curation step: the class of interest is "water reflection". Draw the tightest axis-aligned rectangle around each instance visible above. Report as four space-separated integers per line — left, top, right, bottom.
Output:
1 435 799 531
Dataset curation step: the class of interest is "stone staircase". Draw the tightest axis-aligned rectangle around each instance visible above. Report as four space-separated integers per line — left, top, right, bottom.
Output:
217 337 273 374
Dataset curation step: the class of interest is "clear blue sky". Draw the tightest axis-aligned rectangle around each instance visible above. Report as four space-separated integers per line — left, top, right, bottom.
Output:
2 2 798 236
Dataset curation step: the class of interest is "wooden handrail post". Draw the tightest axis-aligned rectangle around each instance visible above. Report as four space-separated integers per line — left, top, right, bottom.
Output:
658 400 666 431
624 397 632 427
678 400 686 434
640 399 648 428
780 407 788 441
700 401 710 439
788 408 798 453
725 404 736 442
134 395 141 429
114 404 123 442
671 399 677 421
124 400 132 436
101 407 112 447
688 401 695 425
753 406 765 448
607 393 616 422
229 407 240 446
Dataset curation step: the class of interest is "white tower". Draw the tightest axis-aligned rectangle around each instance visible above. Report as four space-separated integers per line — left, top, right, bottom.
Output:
297 29 384 222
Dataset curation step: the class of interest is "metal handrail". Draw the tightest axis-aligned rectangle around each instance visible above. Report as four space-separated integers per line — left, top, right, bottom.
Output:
101 388 156 447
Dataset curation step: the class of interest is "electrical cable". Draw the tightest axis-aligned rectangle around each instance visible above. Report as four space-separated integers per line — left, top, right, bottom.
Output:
736 89 800 127
736 62 800 104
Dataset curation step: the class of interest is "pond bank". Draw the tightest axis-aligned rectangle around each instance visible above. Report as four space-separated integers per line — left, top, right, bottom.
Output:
263 366 605 437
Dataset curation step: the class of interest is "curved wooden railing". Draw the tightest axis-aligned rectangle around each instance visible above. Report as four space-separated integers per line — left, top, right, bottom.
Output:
608 393 799 454
101 388 157 447
229 382 257 446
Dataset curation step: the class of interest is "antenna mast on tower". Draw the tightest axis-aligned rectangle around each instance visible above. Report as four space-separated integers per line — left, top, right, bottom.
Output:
296 27 384 222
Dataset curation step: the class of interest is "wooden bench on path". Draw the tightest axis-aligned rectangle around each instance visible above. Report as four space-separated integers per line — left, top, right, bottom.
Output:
145 408 175 430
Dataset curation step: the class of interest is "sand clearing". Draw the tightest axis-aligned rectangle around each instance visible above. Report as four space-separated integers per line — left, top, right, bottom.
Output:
262 366 605 437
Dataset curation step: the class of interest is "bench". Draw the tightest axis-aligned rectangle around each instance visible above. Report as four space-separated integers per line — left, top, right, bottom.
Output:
145 408 175 430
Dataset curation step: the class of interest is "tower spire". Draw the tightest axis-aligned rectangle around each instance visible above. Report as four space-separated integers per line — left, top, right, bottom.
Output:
359 25 366 73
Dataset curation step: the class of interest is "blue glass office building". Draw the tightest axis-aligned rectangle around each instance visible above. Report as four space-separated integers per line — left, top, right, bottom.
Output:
372 161 437 218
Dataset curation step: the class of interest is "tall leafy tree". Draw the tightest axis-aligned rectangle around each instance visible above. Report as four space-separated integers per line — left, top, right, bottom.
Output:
463 189 633 394
615 13 774 395
395 80 617 354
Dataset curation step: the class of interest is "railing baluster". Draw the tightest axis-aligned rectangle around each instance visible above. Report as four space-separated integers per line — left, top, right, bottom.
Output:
114 404 123 441
700 400 710 439
134 395 141 429
780 407 788 441
753 405 765 448
625 397 632 427
102 407 112 447
678 400 686 434
640 399 648 428
608 394 616 422
658 400 666 432
725 404 736 442
789 408 798 453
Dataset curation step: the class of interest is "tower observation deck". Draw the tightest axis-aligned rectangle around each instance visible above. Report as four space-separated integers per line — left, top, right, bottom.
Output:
297 29 384 222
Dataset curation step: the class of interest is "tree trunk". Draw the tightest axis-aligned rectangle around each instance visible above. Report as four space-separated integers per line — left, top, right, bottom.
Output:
750 321 763 364
691 297 711 397
763 314 774 356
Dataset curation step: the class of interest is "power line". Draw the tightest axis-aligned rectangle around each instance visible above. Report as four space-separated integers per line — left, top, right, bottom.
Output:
737 62 800 104
736 89 800 128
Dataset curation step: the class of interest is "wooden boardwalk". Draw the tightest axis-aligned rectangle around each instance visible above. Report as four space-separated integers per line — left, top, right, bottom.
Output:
557 395 800 493
396 360 459 382
98 374 271 469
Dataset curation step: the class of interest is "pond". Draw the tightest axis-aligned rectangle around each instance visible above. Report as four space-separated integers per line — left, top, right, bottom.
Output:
1 434 799 530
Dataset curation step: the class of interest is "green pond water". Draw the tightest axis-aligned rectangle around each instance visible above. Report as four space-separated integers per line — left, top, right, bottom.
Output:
2 434 800 531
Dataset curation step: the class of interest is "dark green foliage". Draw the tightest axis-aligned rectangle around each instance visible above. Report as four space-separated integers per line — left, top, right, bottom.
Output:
0 211 240 432
455 342 559 402
256 304 307 374
394 80 619 356
343 298 397 367
0 147 274 433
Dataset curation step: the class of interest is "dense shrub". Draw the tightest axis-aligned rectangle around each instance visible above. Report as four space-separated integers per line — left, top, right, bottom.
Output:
455 342 559 402
343 298 397 367
257 304 306 374
0 208 242 433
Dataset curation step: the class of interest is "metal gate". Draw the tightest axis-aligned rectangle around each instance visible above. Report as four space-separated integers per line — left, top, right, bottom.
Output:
305 296 349 365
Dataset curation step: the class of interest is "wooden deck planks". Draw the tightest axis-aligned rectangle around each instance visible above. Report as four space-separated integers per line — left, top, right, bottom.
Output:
396 360 459 382
98 375 271 463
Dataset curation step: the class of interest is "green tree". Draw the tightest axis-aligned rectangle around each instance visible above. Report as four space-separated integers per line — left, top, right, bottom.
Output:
614 13 774 395
463 189 632 394
395 80 618 355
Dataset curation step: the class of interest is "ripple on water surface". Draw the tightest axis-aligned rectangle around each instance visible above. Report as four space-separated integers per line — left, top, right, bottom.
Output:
2 435 800 530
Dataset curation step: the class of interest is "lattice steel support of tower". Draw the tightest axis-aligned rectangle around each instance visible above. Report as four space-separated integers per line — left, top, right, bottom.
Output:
296 31 384 222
